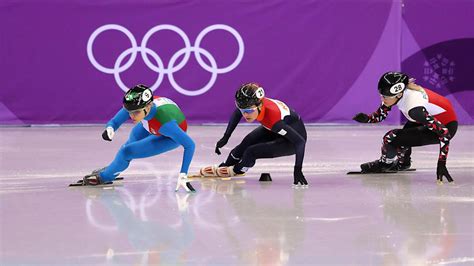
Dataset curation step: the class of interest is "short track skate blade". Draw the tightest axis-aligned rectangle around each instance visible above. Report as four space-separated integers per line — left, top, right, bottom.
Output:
187 174 204 179
188 174 245 179
69 182 84 187
347 168 416 175
68 182 116 187
68 177 123 187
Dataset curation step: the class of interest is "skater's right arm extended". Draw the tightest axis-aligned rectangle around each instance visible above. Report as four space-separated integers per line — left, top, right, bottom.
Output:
102 108 130 141
353 104 391 123
271 120 308 186
408 106 453 182
215 108 242 154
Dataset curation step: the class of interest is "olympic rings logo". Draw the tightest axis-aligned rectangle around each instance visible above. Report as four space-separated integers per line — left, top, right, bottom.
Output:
87 24 244 96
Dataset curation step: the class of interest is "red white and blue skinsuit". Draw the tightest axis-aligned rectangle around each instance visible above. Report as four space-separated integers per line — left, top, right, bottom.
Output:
220 98 307 173
366 87 457 165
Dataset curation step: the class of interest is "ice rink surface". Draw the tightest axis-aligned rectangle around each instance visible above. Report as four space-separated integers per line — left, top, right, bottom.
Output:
1 125 473 265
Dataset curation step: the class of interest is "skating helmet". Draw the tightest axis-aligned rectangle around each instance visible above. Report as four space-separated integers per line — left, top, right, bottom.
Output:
378 72 409 97
235 82 265 109
123 84 153 111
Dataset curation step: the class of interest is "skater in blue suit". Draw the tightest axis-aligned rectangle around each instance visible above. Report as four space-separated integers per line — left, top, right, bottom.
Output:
81 84 196 192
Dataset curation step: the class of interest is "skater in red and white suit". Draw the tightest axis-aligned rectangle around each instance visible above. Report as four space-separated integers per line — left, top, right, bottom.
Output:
353 72 458 183
213 83 308 186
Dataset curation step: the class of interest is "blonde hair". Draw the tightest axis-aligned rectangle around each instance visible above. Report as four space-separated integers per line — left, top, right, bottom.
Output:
407 78 423 91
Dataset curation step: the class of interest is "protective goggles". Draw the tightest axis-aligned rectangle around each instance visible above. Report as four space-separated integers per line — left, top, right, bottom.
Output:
126 108 146 116
238 107 258 114
380 94 399 99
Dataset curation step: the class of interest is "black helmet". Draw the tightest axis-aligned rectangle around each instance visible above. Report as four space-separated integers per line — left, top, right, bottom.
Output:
235 82 265 109
123 84 153 111
378 72 409 97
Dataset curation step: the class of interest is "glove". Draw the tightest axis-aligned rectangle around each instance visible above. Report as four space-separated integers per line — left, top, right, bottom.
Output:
102 126 115 141
293 166 308 186
353 113 369 123
436 161 454 183
175 173 196 193
215 135 230 155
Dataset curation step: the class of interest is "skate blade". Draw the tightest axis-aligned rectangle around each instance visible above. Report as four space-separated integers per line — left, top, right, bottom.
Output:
347 169 416 175
188 174 244 179
69 177 124 187
68 182 123 187
398 168 416 172
187 174 204 179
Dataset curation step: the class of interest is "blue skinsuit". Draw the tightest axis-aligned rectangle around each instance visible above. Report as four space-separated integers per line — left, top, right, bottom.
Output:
99 104 195 182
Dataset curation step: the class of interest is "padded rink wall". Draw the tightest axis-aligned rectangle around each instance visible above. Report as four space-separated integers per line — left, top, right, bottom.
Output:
0 0 472 125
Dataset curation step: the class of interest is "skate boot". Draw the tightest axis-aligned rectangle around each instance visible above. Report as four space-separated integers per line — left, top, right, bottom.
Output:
82 173 103 186
199 165 244 177
199 165 218 177
91 167 106 175
397 159 411 171
360 160 397 173
90 167 124 181
216 166 237 177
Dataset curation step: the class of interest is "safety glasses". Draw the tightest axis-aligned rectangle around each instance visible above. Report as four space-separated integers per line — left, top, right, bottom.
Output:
238 107 258 114
381 94 398 99
127 108 145 116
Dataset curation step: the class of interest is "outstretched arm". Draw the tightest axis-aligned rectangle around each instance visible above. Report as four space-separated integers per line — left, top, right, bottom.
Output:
158 121 195 174
106 108 130 130
408 107 451 162
101 108 130 141
272 121 307 185
353 104 392 123
159 121 197 193
272 121 306 169
215 108 242 155
408 106 453 182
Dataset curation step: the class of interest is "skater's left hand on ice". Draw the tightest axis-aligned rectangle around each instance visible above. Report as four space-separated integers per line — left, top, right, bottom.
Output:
436 161 454 183
175 173 196 193
293 166 308 186
215 135 230 155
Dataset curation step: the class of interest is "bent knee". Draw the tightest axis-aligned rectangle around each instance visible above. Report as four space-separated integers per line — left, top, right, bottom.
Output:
242 145 260 159
383 129 401 144
118 144 135 160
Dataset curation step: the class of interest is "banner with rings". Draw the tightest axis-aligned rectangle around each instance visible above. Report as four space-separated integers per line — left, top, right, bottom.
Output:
1 1 473 124
87 24 244 96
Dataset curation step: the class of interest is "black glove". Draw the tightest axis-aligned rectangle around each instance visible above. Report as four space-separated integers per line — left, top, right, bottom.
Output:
437 161 454 183
293 166 308 186
353 113 369 123
102 127 114 141
215 135 230 155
